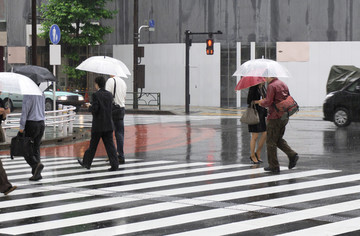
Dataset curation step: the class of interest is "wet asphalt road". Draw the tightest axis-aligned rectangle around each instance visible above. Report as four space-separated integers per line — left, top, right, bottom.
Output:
126 115 360 174
2 110 360 235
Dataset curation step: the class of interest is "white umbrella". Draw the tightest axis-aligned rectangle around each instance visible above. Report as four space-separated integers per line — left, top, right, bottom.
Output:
39 81 52 92
233 58 291 78
0 72 42 95
76 56 131 78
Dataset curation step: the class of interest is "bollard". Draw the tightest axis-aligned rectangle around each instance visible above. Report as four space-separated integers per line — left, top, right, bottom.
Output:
62 105 68 136
58 104 63 132
68 106 74 134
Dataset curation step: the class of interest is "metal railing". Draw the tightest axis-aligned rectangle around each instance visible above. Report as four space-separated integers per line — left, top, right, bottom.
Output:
126 92 161 110
3 105 76 136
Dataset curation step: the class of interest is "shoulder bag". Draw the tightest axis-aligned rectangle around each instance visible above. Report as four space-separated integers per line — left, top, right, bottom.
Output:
240 102 260 125
274 95 299 120
111 78 125 120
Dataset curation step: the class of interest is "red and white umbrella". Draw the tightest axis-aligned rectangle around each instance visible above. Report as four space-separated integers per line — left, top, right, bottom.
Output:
235 76 266 90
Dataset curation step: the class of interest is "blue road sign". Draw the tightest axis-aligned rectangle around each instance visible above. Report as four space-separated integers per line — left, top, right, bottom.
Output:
149 20 155 28
50 24 61 44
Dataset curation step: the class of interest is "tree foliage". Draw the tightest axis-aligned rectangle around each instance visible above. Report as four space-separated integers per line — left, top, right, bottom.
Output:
39 0 116 86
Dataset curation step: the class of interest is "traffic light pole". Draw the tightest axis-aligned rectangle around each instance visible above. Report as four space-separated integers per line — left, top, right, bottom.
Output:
185 30 191 114
184 30 222 114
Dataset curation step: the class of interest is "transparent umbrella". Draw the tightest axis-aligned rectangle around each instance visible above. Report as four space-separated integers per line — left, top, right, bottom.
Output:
76 56 131 78
233 58 291 78
0 72 42 95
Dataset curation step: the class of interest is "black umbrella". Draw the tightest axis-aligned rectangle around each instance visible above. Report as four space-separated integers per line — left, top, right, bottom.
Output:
11 65 57 84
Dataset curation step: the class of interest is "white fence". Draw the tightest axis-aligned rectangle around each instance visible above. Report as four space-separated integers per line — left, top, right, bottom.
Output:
3 105 76 136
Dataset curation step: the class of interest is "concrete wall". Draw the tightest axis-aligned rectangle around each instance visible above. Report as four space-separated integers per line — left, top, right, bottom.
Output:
105 0 360 45
116 41 360 108
113 43 220 107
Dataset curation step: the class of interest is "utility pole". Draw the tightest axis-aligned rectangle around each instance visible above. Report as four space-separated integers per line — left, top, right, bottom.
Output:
133 0 139 109
31 0 37 65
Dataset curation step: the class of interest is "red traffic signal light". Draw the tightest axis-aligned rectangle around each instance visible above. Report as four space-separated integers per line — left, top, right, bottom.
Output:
206 39 214 55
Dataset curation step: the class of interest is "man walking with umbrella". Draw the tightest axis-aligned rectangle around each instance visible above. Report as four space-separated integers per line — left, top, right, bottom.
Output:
19 89 46 181
105 75 127 164
254 77 299 173
77 76 119 171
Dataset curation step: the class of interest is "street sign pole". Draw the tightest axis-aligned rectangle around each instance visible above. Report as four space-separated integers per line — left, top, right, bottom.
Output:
49 24 61 111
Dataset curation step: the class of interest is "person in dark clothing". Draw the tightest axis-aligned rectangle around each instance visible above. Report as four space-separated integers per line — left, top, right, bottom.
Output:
0 159 17 195
20 93 46 181
247 83 267 164
78 76 119 171
0 94 10 142
255 77 299 173
105 75 127 164
0 93 16 195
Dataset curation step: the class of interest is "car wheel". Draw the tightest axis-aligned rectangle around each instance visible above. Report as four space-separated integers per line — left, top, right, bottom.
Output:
45 99 53 111
4 98 14 112
334 107 351 127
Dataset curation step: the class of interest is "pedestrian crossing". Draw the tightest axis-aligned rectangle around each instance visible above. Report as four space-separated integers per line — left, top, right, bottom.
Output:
1 156 360 235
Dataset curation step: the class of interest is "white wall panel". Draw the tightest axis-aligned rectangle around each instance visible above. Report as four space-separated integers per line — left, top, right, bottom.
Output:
280 42 360 107
113 43 220 107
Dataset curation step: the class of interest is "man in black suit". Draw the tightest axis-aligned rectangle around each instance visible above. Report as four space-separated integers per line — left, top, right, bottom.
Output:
78 76 119 171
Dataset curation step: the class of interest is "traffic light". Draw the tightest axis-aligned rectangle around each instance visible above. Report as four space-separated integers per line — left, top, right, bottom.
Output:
206 39 214 55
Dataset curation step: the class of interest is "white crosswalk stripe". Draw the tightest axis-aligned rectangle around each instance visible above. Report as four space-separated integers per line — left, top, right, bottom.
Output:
1 157 360 235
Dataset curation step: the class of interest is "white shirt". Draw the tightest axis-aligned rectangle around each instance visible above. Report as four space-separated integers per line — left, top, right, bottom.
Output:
105 76 127 107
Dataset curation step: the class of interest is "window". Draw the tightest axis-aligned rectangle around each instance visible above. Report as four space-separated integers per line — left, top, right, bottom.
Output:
346 79 360 93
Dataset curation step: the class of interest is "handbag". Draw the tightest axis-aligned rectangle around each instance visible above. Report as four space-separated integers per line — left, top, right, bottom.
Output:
10 132 34 159
111 78 125 120
240 103 260 125
274 95 299 120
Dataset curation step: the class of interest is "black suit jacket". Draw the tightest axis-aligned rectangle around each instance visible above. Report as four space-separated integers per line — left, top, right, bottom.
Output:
89 88 114 133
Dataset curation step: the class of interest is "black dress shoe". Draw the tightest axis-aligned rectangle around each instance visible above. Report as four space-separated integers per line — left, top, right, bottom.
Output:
3 186 17 195
29 163 44 181
118 157 125 165
77 158 90 169
108 167 119 171
264 166 280 173
289 154 299 169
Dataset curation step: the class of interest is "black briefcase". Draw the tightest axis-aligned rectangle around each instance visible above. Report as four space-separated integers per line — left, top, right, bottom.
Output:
10 133 34 159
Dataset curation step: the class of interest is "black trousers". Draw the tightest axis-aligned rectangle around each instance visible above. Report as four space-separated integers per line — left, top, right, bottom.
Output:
113 110 125 159
24 120 45 170
83 130 119 169
0 159 11 193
